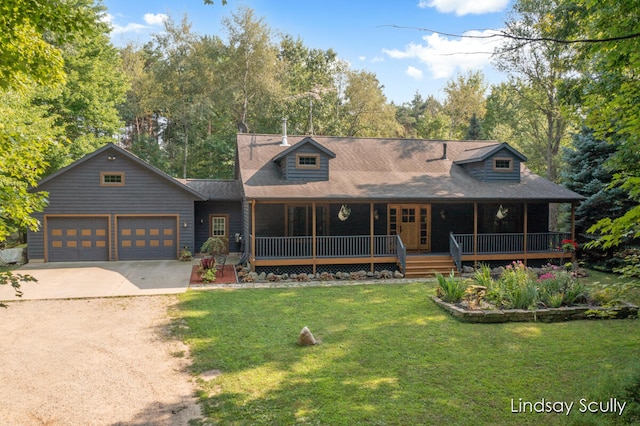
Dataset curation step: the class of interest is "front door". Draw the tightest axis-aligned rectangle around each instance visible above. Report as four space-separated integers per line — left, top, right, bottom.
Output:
389 205 431 252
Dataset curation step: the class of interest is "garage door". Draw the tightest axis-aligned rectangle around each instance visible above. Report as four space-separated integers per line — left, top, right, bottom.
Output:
47 216 110 262
117 216 177 260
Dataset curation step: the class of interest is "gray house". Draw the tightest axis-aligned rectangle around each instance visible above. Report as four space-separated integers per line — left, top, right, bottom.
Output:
28 134 584 278
237 133 584 276
28 144 208 262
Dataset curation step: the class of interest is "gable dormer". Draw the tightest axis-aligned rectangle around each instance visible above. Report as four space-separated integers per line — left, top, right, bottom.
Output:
272 137 336 181
454 143 527 182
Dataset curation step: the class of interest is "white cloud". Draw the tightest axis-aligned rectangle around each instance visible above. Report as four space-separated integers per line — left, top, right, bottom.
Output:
103 12 168 39
110 22 147 35
406 66 423 80
359 55 367 61
383 29 504 79
143 13 168 26
419 0 509 16
371 56 385 63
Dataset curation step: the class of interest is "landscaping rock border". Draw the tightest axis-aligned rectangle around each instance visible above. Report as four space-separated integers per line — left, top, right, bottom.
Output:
432 296 638 323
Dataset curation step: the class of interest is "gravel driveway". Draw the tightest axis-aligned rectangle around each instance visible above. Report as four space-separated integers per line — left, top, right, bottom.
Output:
0 296 201 425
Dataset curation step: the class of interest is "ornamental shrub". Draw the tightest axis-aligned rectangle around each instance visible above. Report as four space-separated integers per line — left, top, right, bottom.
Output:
435 271 467 303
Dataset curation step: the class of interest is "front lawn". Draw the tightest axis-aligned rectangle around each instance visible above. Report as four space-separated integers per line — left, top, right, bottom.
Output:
177 281 639 425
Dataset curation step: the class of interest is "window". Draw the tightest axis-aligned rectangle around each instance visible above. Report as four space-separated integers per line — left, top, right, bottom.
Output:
493 158 513 172
100 172 125 186
296 154 320 169
210 216 227 237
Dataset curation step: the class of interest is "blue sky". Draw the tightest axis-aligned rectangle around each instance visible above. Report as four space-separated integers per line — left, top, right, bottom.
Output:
102 0 512 104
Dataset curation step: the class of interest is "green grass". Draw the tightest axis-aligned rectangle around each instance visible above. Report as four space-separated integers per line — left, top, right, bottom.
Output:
581 269 640 306
177 281 639 425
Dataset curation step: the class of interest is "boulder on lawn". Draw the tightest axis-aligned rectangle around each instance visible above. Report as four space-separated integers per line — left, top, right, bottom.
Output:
297 326 317 346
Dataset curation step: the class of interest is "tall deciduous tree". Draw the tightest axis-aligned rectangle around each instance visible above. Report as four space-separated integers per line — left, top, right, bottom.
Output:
279 35 339 135
1 0 113 243
554 0 640 265
222 7 281 133
442 70 487 139
492 0 573 183
44 1 128 172
341 70 402 137
0 0 96 90
0 86 61 241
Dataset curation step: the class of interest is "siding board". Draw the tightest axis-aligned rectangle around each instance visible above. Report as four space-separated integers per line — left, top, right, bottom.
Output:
28 147 199 261
282 145 330 181
194 200 243 253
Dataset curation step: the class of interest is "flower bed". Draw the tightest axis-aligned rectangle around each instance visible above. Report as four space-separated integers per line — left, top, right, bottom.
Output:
432 296 638 323
433 261 638 323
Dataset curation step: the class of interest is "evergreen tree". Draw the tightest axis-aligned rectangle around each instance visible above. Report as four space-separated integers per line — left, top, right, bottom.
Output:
465 114 482 140
562 128 634 268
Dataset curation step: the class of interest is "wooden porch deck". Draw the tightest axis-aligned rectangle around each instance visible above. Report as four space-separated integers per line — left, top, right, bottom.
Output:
249 232 572 275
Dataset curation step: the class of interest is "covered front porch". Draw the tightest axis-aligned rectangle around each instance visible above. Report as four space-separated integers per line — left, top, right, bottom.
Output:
247 200 577 275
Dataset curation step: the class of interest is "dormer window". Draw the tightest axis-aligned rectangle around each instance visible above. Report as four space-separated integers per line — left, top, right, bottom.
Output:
296 154 320 169
101 172 125 186
493 158 513 172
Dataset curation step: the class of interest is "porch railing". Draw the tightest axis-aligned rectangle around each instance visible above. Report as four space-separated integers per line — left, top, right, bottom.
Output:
252 235 402 260
449 232 462 271
396 234 406 274
451 232 571 255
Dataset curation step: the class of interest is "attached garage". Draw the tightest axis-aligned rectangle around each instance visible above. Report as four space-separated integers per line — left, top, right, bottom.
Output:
116 216 178 260
28 143 207 263
46 216 110 262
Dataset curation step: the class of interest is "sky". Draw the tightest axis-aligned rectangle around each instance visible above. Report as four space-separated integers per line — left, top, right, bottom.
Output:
101 0 512 104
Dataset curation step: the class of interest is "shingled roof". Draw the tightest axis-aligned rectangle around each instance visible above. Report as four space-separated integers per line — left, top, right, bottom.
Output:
237 134 584 202
183 179 244 200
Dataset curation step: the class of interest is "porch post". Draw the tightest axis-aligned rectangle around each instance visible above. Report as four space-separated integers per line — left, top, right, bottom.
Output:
370 202 375 272
251 200 256 272
312 202 317 274
473 202 478 266
571 202 576 241
523 202 528 266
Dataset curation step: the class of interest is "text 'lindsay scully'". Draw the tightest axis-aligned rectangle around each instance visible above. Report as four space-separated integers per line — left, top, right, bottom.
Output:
510 398 626 416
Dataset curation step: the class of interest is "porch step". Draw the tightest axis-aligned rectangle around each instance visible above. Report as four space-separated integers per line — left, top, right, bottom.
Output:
404 255 458 278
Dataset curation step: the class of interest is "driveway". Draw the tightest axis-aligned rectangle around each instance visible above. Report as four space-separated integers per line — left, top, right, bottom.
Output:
0 260 193 301
0 296 202 425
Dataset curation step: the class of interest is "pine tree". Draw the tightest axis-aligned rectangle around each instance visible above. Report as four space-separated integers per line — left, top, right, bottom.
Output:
465 114 482 140
562 128 635 268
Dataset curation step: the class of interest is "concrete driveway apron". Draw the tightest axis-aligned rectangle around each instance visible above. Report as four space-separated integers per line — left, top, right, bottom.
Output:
0 260 192 301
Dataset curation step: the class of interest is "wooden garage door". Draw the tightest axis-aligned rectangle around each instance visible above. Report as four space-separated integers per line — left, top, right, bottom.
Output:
117 216 177 260
47 216 109 262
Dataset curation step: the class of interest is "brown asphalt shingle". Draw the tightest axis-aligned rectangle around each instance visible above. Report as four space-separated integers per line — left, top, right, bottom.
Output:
237 134 583 202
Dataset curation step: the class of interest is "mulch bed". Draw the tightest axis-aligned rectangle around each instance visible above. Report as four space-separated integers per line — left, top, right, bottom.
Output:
189 265 237 285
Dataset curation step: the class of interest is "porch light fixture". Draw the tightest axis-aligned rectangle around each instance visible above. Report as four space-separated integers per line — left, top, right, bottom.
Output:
496 205 508 220
373 209 380 220
338 204 351 221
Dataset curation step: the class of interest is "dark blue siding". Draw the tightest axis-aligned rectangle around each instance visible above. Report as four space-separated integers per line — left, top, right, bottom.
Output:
461 148 521 182
28 147 199 261
194 200 243 253
282 145 330 181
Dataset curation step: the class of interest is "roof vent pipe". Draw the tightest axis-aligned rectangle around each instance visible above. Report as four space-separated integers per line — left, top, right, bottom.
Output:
280 117 289 146
442 142 448 160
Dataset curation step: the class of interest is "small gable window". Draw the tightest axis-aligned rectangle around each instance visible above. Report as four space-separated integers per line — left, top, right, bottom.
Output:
101 172 125 186
493 158 513 172
296 154 320 169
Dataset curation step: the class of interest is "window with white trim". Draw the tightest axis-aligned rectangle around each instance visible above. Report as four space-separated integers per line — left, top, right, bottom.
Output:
493 158 513 172
100 172 125 186
296 154 320 169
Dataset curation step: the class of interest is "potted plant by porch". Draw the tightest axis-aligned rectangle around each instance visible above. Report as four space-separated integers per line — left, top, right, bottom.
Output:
200 236 229 276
